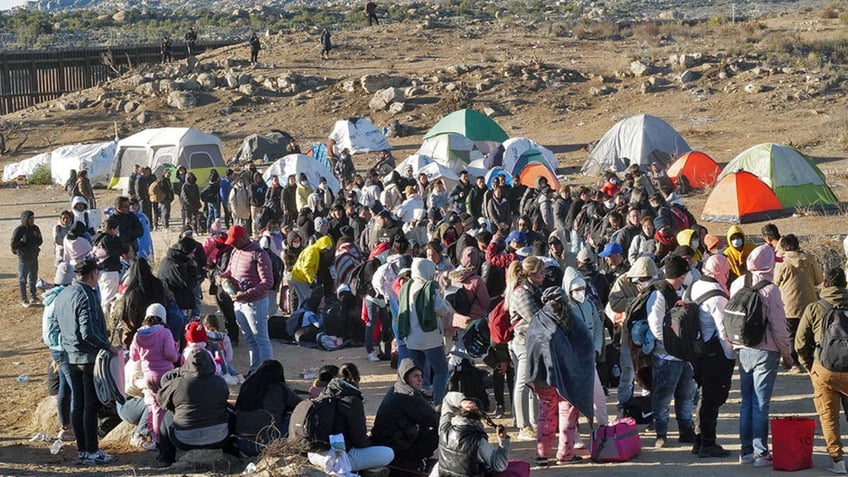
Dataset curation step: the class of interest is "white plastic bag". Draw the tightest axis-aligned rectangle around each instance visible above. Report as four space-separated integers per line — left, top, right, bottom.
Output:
324 434 355 477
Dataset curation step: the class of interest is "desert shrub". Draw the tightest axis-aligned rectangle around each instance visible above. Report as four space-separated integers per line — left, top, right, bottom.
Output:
572 19 620 41
822 3 841 19
630 21 660 42
28 164 51 185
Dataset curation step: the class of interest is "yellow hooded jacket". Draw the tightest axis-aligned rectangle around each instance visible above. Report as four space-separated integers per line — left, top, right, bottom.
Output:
291 236 333 284
723 225 756 278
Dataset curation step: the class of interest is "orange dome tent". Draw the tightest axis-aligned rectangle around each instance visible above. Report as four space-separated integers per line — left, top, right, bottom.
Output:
667 151 721 188
700 171 788 224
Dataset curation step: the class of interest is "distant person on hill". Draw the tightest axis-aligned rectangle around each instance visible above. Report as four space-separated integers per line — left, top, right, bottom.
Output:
184 27 198 56
365 0 379 26
247 33 261 65
160 37 172 64
320 27 332 60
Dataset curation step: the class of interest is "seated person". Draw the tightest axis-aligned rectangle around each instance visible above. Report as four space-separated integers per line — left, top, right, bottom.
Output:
309 364 339 398
155 348 236 467
289 294 323 344
233 360 302 456
371 359 439 476
307 363 394 473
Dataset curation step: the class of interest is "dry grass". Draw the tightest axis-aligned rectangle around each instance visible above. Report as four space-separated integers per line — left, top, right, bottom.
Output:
573 19 620 41
804 235 845 274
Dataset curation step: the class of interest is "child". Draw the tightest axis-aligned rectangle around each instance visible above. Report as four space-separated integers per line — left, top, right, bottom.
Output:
309 364 339 398
129 303 179 446
202 314 242 383
182 321 222 376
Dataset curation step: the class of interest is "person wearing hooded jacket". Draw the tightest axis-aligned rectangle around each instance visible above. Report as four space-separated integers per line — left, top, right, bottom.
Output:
158 237 199 316
371 358 439 475
398 258 455 405
724 225 756 281
774 234 822 372
730 245 794 467
12 210 43 306
450 246 491 322
180 173 202 232
307 363 395 473
290 235 334 307
688 255 735 458
562 266 608 427
155 348 234 467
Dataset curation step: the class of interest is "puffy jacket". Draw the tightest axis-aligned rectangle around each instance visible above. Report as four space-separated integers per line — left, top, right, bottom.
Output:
55 279 111 364
371 359 439 451
436 392 508 477
486 195 512 227
228 184 251 220
223 239 273 303
775 250 822 319
296 182 312 212
11 211 42 259
795 285 848 370
112 210 143 251
291 236 333 285
130 324 179 377
729 245 792 359
180 179 201 211
234 381 301 438
92 230 123 272
322 377 372 450
157 348 229 444
41 285 66 351
158 247 197 309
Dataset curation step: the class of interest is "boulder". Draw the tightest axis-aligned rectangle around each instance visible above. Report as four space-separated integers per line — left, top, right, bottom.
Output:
404 86 425 96
135 82 157 97
239 83 258 96
197 72 217 91
369 87 403 111
360 73 393 93
136 110 153 124
388 102 408 115
158 79 178 94
100 421 136 447
630 61 651 77
679 69 698 84
224 72 240 89
123 101 139 113
31 396 60 434
112 10 128 23
167 91 196 110
178 78 202 91
238 74 253 86
641 81 653 94
169 449 231 471
55 99 77 111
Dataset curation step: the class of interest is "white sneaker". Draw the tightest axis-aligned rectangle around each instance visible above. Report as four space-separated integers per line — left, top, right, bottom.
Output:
57 427 75 441
740 453 754 464
516 427 536 442
81 449 117 465
753 453 772 468
574 436 586 449
827 460 848 474
367 351 380 362
129 433 146 448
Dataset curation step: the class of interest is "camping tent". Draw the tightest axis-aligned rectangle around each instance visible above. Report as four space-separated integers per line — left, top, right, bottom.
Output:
582 114 691 175
262 154 340 193
517 163 558 189
717 143 838 209
386 155 460 189
485 167 513 188
109 128 225 190
667 151 721 188
417 133 483 170
424 108 507 156
701 171 788 224
392 154 434 177
501 138 559 177
231 130 295 165
3 141 117 187
327 118 391 156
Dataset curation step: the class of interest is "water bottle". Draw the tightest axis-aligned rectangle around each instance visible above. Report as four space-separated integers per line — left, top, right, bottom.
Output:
29 433 45 442
612 363 621 379
16 374 28 383
50 439 62 455
243 462 257 474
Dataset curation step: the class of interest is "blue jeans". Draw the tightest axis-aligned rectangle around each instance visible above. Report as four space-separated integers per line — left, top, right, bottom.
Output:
50 349 73 427
308 446 394 471
651 356 696 438
364 298 388 354
617 341 635 408
18 256 38 301
206 202 221 231
117 396 150 437
410 347 449 405
738 348 780 456
192 283 202 320
234 297 272 373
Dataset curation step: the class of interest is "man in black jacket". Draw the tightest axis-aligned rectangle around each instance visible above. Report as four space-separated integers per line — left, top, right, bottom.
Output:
112 196 144 252
158 237 199 318
465 176 487 220
371 359 438 475
11 210 42 306
449 170 471 212
156 348 234 467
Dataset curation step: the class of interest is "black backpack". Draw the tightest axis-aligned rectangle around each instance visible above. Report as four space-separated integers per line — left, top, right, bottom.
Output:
462 317 490 358
446 287 474 316
349 259 375 297
288 394 337 452
723 274 770 347
255 250 283 291
663 287 727 362
817 300 848 372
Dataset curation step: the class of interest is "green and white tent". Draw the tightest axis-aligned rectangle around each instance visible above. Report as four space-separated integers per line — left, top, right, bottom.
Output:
717 143 838 208
424 108 508 143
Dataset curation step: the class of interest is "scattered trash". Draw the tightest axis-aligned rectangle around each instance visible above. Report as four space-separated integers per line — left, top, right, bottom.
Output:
243 462 257 474
50 439 63 454
12 361 21 366
29 433 46 442
16 374 28 383
299 369 316 379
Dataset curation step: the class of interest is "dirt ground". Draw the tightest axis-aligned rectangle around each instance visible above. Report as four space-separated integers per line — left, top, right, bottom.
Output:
1 6 848 476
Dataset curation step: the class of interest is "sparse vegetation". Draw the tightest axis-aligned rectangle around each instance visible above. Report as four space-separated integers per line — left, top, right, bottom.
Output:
27 164 51 185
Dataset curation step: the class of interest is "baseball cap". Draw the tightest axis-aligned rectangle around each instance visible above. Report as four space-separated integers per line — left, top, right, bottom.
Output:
224 225 247 246
598 242 623 258
505 230 526 245
577 248 594 263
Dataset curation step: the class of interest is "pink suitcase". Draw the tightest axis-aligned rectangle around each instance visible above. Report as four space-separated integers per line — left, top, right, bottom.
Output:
590 417 641 462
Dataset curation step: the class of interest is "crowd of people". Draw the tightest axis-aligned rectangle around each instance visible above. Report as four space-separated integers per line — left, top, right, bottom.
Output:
17 149 848 475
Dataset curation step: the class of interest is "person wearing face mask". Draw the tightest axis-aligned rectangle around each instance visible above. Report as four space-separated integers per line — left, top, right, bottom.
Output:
723 225 755 282
645 255 697 448
609 257 658 414
676 228 703 267
562 267 608 428
600 173 621 197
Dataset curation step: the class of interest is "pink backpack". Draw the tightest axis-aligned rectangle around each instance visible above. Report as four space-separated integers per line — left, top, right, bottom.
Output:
590 417 641 462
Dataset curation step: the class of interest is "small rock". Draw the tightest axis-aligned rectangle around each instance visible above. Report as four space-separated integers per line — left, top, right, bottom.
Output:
589 85 613 96
445 82 457 92
641 81 653 94
178 78 202 91
158 79 178 94
446 64 468 75
476 79 494 92
404 86 425 96
123 101 139 113
679 69 698 84
388 102 408 115
224 72 239 89
167 90 196 109
197 73 217 91
112 10 127 23
630 60 651 77
339 80 357 93
744 83 763 94
238 74 253 86
483 106 500 117
369 87 403 111
136 110 153 124
239 83 257 96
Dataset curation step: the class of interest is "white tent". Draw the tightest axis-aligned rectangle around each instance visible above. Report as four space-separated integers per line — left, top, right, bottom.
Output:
501 137 558 176
419 161 460 189
110 128 226 190
3 141 117 187
392 154 434 176
327 118 391 156
581 114 691 175
417 133 484 171
465 158 488 179
262 154 341 193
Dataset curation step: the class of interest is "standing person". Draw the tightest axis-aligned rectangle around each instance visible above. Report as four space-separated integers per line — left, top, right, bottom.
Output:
172 166 187 226
732 245 794 467
365 0 379 26
689 255 735 458
153 169 175 230
281 175 298 226
137 167 153 225
129 198 154 262
645 255 697 448
724 225 756 282
53 210 73 266
55 258 120 465
75 170 96 208
202 169 221 233
321 27 332 59
774 233 822 373
12 210 43 307
112 196 144 253
795 268 848 474
157 237 198 319
250 173 267 237
221 225 273 374
93 218 124 318
65 169 78 197
247 32 261 64
160 37 172 64
180 172 201 231
42 264 75 441
219 169 234 229
127 164 140 198
184 27 197 56
229 173 252 234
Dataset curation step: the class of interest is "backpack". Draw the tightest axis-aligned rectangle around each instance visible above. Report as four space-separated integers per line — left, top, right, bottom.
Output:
662 287 727 362
92 233 110 267
488 294 516 345
446 286 474 316
462 317 490 358
669 203 696 232
254 250 283 291
723 273 771 347
288 394 338 452
817 300 848 372
349 259 375 298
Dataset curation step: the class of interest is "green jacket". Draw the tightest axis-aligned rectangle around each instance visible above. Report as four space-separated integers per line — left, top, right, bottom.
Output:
795 285 848 371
